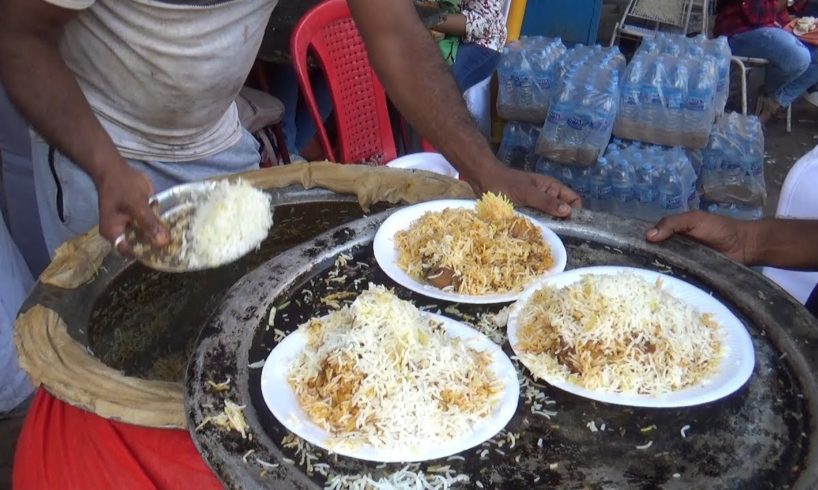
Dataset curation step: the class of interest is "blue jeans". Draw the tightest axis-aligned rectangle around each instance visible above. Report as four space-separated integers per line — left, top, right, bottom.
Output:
267 64 333 156
729 27 818 107
450 43 501 92
31 130 261 255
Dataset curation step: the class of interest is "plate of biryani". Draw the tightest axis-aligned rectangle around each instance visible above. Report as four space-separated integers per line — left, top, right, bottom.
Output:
507 266 755 408
260 285 520 462
373 194 567 304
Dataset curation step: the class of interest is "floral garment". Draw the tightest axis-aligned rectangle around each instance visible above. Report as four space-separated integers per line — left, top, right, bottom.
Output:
420 0 508 52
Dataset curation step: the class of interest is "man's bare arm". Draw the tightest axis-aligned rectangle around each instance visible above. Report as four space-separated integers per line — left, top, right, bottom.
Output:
0 0 166 246
348 0 581 216
646 211 818 270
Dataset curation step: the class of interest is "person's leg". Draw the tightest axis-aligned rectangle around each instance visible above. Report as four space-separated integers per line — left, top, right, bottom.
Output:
778 44 818 107
728 27 811 106
31 134 100 255
265 64 300 154
293 70 334 153
449 43 502 93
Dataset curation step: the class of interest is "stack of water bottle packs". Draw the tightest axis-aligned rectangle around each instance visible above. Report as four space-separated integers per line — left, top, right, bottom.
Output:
497 36 566 122
696 113 766 220
535 45 626 166
613 33 731 149
496 121 542 172
536 140 699 221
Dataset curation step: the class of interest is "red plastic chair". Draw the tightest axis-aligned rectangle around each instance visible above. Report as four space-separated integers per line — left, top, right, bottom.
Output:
291 0 397 165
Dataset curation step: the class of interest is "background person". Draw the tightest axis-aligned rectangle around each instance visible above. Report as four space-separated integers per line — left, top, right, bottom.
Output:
716 0 818 123
422 0 507 92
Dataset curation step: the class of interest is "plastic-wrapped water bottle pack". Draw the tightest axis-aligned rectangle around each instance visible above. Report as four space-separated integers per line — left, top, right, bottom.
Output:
497 36 567 123
695 112 766 220
534 45 626 167
536 139 699 221
614 33 729 149
497 121 542 172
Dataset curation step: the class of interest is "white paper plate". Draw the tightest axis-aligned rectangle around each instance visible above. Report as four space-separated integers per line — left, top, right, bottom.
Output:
385 152 459 179
507 266 755 408
373 199 567 304
260 312 520 463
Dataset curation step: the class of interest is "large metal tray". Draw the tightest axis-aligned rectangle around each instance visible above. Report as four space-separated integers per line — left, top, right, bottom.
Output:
185 207 818 490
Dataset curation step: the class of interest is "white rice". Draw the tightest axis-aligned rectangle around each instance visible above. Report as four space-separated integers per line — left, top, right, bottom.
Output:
187 180 273 267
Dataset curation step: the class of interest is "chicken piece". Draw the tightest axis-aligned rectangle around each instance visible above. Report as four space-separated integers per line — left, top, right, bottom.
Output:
426 267 455 289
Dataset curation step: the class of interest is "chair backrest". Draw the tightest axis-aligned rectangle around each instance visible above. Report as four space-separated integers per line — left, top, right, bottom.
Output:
628 0 692 28
762 144 818 304
291 0 397 164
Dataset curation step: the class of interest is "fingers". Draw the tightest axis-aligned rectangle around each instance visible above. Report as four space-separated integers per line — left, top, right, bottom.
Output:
527 174 575 217
99 212 131 253
131 199 169 247
645 211 705 243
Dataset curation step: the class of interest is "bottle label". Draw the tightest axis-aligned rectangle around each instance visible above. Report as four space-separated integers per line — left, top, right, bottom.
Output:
613 186 633 203
666 90 683 110
546 108 564 124
641 87 661 106
685 92 708 111
662 194 683 209
536 76 553 90
623 87 640 106
592 184 612 200
511 74 527 88
637 188 656 204
567 115 585 130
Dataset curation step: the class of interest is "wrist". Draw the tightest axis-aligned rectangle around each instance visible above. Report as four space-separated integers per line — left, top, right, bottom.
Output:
89 152 129 189
462 157 502 194
740 219 768 266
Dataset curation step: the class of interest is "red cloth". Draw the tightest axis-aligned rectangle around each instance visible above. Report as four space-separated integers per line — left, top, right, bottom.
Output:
13 390 221 490
715 0 810 37
715 0 779 37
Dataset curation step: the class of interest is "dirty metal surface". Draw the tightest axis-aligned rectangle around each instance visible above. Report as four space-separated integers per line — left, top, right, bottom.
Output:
21 187 387 383
186 208 818 490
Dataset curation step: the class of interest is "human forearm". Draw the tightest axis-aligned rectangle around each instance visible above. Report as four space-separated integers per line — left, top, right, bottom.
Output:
742 219 818 269
0 0 166 247
431 13 467 37
0 13 127 187
349 0 496 190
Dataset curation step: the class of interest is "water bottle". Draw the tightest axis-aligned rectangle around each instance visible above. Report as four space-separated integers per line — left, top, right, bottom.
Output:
564 84 588 156
573 166 591 199
658 166 685 215
589 157 612 212
540 82 573 154
665 59 688 146
620 59 643 128
635 159 660 221
640 57 665 141
685 65 715 144
610 157 636 217
707 37 731 113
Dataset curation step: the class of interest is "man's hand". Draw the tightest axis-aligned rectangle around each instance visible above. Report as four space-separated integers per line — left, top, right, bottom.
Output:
348 0 579 219
97 163 168 253
645 211 753 263
479 166 581 218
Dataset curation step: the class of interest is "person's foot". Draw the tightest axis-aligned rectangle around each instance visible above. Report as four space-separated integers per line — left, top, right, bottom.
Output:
756 95 782 125
300 135 326 161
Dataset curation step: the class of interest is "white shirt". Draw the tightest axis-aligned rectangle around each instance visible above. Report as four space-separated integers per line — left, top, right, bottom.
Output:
45 0 278 161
